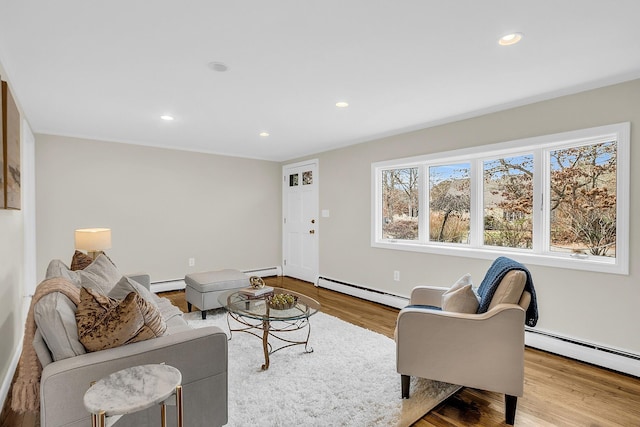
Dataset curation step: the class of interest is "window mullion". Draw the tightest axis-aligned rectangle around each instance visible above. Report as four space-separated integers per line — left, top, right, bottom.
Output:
532 149 545 254
469 159 483 248
419 164 427 243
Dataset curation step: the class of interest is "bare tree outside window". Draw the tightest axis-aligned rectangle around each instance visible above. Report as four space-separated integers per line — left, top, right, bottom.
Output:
381 168 419 240
429 163 470 243
549 141 617 257
483 155 534 249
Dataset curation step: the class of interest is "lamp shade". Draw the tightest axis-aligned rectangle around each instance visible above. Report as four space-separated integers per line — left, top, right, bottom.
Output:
75 228 112 251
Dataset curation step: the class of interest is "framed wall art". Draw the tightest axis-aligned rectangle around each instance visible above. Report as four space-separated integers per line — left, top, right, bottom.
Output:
2 80 20 210
0 77 4 208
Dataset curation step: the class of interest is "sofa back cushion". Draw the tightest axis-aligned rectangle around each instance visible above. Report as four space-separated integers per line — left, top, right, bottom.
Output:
34 292 87 361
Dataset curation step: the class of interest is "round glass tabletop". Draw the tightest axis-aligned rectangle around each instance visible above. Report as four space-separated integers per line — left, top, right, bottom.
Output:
218 287 320 321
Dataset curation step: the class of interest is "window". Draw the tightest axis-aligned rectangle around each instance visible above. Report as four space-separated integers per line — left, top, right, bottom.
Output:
483 154 534 249
372 123 630 274
429 163 470 244
381 168 419 240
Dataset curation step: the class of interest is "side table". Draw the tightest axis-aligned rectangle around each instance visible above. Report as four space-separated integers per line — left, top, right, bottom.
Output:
83 364 183 427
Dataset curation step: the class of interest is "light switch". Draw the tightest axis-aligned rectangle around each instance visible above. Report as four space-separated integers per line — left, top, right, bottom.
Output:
321 209 330 218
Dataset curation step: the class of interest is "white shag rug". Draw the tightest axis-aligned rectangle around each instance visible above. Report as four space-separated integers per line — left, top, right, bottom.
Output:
184 310 460 427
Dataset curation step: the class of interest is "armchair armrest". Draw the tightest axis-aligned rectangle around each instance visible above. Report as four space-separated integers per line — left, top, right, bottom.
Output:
409 286 449 307
40 326 228 427
396 304 526 396
126 273 151 290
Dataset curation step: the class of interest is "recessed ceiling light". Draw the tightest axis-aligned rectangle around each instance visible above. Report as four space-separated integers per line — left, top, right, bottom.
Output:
160 115 174 121
498 33 523 46
208 61 229 72
336 101 349 108
259 132 270 137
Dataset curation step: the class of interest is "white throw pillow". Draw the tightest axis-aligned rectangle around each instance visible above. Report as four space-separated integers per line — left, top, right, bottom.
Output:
441 273 479 313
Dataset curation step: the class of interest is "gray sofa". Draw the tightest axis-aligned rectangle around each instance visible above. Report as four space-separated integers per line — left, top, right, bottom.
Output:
33 255 228 427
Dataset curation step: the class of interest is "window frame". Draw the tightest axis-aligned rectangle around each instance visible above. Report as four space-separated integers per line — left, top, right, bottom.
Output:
371 122 630 275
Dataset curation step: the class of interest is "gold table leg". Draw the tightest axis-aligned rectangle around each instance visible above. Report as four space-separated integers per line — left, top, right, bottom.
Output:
261 320 270 370
91 411 105 427
176 385 183 427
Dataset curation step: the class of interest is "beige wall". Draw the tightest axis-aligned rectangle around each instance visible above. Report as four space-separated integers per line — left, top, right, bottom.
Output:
0 63 25 399
308 79 640 354
35 135 282 282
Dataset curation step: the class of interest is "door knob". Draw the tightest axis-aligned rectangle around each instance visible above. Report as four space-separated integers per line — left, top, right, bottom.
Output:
309 230 315 234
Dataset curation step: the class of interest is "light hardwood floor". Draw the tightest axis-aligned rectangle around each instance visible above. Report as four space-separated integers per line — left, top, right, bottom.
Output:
3 276 640 426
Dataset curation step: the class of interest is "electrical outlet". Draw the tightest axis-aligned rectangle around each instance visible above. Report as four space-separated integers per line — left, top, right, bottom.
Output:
188 258 195 267
393 270 400 281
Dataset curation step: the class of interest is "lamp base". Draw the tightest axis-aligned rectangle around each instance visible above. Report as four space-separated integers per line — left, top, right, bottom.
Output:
87 250 103 260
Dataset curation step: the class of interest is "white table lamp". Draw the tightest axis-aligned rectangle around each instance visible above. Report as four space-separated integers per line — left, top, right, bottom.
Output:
75 228 112 259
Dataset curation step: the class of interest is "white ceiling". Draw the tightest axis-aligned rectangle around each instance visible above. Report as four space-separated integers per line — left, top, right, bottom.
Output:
1 1 639 162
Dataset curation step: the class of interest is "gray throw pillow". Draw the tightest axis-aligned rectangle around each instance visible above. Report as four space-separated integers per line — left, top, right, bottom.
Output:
77 254 122 294
108 276 160 309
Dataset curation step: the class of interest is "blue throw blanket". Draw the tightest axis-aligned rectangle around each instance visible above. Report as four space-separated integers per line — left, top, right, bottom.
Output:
477 257 538 327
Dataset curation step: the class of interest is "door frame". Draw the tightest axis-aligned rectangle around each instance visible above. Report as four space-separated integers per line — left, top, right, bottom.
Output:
282 159 319 283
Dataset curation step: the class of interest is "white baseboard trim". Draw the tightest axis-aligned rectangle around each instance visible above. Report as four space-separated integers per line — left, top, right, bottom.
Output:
317 276 409 309
242 266 282 278
1 336 23 415
317 275 640 377
151 279 186 293
150 266 283 293
525 329 640 377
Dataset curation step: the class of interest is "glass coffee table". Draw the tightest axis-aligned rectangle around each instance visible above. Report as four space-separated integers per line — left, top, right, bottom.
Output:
218 287 320 370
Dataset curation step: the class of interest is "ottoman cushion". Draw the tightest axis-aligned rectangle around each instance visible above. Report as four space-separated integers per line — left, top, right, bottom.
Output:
185 269 249 292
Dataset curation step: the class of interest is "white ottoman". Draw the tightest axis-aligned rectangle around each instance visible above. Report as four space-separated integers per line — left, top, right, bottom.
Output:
185 269 250 319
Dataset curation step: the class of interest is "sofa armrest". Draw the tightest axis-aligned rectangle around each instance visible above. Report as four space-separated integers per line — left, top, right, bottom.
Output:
126 273 151 290
409 286 449 307
396 304 525 396
40 326 228 427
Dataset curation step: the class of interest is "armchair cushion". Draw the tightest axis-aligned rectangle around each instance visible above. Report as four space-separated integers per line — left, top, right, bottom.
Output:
477 256 538 327
441 274 479 313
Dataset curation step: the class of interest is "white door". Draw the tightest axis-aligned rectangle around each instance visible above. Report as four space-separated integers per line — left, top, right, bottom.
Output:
282 160 318 283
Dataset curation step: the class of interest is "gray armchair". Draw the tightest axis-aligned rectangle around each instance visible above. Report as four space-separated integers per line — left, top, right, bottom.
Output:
396 257 536 425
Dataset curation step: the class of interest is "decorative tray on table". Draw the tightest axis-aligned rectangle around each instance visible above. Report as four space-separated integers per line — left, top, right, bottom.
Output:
267 293 298 310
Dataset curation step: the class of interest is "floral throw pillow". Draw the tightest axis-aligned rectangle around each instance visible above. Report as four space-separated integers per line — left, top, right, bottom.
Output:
75 287 166 352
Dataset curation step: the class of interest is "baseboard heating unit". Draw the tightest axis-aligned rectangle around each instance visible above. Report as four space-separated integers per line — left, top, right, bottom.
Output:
525 328 640 377
316 276 409 309
150 266 283 293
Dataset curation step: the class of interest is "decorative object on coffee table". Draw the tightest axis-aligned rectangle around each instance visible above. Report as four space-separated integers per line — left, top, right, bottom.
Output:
267 293 297 310
84 364 183 427
219 287 319 370
249 276 265 288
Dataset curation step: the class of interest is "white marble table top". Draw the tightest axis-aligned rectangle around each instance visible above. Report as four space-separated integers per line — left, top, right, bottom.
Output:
84 364 182 417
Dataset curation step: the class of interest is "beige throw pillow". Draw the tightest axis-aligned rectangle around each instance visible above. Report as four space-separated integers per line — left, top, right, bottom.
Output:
441 273 479 313
76 287 166 352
